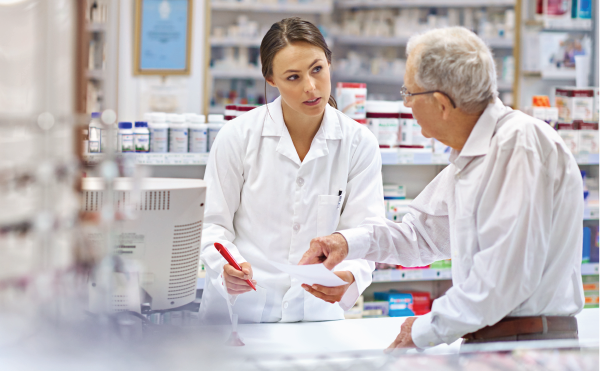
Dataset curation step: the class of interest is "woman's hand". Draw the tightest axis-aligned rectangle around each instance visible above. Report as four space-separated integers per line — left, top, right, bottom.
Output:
223 262 257 296
301 271 355 304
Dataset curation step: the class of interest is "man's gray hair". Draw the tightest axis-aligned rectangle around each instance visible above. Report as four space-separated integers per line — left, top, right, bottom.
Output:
406 27 498 114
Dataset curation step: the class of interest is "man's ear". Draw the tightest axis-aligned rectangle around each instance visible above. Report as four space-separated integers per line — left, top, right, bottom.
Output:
433 92 452 120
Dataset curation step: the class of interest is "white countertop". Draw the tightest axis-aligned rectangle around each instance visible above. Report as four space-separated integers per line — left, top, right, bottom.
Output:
1 309 597 371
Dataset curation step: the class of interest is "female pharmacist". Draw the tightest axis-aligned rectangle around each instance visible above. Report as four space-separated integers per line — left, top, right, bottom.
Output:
199 17 384 324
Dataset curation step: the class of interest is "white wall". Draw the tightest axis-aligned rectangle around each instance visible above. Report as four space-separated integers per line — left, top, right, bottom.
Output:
117 0 206 122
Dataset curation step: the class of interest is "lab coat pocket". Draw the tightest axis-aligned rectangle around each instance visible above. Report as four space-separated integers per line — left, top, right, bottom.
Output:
317 195 342 237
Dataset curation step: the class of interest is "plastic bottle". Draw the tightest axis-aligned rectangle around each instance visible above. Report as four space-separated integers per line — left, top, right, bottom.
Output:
187 114 208 153
118 122 134 153
134 121 150 153
169 114 189 153
207 114 225 151
101 121 118 153
149 112 169 153
89 112 102 153
366 100 401 148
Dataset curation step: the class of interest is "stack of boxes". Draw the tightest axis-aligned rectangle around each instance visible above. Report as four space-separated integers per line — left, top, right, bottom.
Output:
555 87 599 157
582 275 599 309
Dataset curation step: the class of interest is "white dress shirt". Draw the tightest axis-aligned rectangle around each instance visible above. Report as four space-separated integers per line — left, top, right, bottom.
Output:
199 96 383 325
340 98 585 348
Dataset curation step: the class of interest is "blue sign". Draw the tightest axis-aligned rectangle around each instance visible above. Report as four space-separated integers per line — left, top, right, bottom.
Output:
139 0 190 72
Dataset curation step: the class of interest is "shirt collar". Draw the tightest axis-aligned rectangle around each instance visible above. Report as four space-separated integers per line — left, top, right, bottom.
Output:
261 96 343 140
449 98 511 169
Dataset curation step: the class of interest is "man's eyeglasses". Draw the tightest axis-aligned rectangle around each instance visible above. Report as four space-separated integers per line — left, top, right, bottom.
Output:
400 85 457 109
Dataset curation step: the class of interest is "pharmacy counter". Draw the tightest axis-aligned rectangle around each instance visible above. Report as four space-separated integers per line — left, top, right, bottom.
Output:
1 309 598 371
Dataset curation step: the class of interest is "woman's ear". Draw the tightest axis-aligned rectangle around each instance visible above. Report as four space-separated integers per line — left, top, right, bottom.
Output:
266 77 277 88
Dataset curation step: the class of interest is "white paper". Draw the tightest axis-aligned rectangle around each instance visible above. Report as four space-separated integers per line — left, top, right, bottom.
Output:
268 261 347 287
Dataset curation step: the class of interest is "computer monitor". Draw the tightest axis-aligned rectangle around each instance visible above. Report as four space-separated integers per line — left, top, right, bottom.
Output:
82 177 206 311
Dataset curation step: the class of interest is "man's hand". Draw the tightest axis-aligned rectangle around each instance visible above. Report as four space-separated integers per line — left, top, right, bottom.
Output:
223 262 257 295
301 271 355 304
384 317 417 353
298 233 349 270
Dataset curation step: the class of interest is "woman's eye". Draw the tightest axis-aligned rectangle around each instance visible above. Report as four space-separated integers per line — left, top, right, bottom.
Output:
287 75 299 81
313 66 322 73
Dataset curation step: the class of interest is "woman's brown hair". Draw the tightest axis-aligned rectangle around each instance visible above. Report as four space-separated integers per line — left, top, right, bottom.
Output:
260 17 337 109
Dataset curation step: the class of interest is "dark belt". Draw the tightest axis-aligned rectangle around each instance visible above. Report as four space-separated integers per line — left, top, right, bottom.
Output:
462 316 578 341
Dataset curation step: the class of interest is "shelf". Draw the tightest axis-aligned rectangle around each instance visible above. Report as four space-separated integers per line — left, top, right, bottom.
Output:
332 71 404 85
82 149 597 167
381 148 449 165
372 268 452 282
575 153 600 165
541 68 576 80
211 1 333 13
497 80 513 91
530 18 593 31
582 263 599 276
335 35 410 47
210 68 264 80
83 153 210 166
210 37 262 47
334 35 513 49
336 0 515 9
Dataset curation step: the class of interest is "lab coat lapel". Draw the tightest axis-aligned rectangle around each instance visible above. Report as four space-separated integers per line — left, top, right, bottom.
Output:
261 96 302 166
302 104 343 165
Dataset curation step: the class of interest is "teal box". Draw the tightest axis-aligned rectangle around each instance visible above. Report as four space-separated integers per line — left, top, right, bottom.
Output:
374 292 414 317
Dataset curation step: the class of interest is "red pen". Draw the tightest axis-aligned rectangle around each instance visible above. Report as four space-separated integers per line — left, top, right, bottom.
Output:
214 242 257 291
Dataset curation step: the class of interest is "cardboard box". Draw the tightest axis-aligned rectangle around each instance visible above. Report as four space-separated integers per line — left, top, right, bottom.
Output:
579 129 599 155
555 87 596 122
594 88 599 122
374 291 431 317
557 123 579 154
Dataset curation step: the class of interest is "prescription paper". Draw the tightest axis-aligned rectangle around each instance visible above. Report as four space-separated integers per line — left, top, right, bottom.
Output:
268 261 347 287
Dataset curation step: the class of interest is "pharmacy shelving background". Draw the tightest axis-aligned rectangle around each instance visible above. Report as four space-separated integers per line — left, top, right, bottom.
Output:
206 0 518 112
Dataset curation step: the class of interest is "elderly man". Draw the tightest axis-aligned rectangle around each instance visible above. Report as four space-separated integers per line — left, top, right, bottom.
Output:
300 27 584 350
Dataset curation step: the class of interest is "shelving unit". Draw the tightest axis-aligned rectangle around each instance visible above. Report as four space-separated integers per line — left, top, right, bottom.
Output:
83 149 599 167
211 0 333 14
75 0 118 114
336 0 516 9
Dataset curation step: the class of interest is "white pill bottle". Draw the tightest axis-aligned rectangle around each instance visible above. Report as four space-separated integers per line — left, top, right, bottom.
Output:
207 114 225 151
134 121 150 153
187 114 208 153
118 122 134 153
169 114 189 153
148 112 169 153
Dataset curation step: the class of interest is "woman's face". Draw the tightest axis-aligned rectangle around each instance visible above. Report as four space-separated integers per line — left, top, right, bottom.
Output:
266 41 331 118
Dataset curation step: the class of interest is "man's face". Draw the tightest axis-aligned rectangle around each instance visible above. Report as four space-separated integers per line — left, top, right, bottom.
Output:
403 55 448 143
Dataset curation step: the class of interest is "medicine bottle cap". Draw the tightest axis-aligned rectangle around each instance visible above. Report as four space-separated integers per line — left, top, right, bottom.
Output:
170 114 185 123
208 114 225 123
118 122 133 129
91 112 101 119
135 121 148 128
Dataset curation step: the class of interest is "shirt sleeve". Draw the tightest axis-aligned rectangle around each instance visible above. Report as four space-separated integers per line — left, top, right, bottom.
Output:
331 127 383 308
338 167 453 266
200 122 247 303
412 141 555 348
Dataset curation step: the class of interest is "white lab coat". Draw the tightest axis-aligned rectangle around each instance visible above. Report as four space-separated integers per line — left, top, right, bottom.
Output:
199 96 383 324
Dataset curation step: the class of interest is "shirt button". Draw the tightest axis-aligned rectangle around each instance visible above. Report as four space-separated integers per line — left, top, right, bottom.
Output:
293 223 300 231
296 177 304 186
283 301 289 309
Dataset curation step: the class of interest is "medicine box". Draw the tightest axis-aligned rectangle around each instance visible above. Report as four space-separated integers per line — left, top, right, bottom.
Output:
374 291 431 317
383 184 406 200
595 88 599 122
557 124 579 154
555 87 595 122
363 301 389 317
